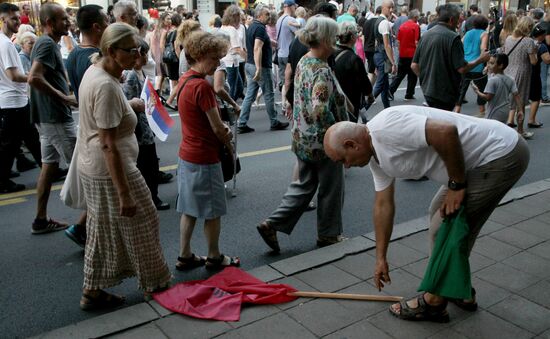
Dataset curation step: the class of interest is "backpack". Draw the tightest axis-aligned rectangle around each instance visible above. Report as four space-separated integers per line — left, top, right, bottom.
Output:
162 30 178 64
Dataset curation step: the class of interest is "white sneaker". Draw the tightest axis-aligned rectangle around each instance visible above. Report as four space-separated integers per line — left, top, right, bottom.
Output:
422 101 429 107
522 131 534 139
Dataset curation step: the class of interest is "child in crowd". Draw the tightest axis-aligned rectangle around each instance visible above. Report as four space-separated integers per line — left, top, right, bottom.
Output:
472 53 525 128
122 38 170 211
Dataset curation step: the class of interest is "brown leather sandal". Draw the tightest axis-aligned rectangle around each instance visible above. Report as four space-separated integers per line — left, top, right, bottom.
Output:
205 254 241 270
389 294 450 323
175 253 206 271
80 290 125 311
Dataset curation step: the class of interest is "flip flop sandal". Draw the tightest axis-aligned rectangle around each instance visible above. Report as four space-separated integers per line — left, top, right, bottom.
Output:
80 290 125 311
528 122 543 128
389 294 450 323
205 254 241 270
449 287 478 312
175 253 207 271
256 222 280 252
507 123 517 128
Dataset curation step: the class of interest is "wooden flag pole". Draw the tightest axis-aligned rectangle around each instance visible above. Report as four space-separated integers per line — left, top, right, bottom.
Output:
288 291 403 302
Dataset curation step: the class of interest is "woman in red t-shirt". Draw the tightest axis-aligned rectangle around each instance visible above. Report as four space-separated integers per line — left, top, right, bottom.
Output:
175 31 241 270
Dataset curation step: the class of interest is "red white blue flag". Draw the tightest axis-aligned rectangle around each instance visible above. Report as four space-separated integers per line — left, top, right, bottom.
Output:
140 77 174 142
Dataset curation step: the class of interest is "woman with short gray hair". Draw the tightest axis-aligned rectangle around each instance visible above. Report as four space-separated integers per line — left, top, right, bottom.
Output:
257 16 348 252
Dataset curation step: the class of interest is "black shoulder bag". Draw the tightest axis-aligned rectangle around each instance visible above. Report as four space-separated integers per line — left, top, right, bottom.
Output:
162 30 179 64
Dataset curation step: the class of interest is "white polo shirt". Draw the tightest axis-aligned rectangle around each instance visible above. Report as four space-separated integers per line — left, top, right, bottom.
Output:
367 105 519 191
0 32 28 109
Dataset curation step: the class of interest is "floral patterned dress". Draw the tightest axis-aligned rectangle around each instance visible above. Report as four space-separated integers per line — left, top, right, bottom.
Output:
292 56 348 162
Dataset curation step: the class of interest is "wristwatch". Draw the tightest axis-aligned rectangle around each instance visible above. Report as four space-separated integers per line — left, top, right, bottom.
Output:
448 179 467 191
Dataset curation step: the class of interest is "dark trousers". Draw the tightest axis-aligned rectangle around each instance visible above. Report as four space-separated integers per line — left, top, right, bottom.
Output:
425 96 456 111
137 143 160 204
0 104 41 183
389 57 417 98
457 72 487 106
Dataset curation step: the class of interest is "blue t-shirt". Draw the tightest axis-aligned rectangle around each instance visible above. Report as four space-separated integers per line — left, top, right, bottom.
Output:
246 20 272 69
463 29 485 73
66 45 99 101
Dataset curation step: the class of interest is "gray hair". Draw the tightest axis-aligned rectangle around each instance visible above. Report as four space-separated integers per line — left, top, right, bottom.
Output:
254 3 269 19
18 31 37 45
409 9 420 19
297 15 339 48
112 0 136 19
337 21 358 44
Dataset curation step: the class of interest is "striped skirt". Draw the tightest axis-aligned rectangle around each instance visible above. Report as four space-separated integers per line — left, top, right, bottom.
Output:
80 170 171 292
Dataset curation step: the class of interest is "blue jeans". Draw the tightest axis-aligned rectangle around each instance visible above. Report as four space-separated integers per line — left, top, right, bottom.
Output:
238 64 278 127
541 63 549 101
226 66 243 101
372 51 390 108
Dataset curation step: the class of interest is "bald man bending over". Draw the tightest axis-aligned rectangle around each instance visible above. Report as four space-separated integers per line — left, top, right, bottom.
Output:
324 105 529 322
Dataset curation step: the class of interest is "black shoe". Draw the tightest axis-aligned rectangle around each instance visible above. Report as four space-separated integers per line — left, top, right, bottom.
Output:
237 125 255 134
53 168 68 182
158 171 173 184
0 180 25 194
9 170 20 178
155 200 171 210
16 154 37 172
404 95 416 101
388 91 394 101
462 99 468 104
270 121 289 131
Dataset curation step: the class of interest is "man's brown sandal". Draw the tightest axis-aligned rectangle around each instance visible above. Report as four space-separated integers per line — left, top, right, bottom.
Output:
205 254 241 270
175 253 206 271
448 287 478 312
80 290 125 311
257 222 280 252
389 293 450 323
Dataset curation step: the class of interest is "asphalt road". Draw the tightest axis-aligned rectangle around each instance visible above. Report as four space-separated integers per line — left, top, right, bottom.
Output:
1 84 549 338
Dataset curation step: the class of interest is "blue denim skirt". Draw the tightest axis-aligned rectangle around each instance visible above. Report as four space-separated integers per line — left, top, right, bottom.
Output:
176 158 227 219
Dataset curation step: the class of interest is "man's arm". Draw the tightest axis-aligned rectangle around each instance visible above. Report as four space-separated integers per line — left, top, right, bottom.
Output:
411 62 420 76
5 67 28 83
382 31 396 74
28 61 77 107
425 119 466 216
253 38 264 81
373 182 395 291
457 50 490 74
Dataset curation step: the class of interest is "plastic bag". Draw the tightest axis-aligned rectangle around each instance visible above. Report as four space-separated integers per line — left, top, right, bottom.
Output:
60 146 86 210
418 207 472 300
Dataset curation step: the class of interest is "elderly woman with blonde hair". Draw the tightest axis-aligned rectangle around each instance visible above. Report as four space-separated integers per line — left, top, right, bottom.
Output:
257 16 348 253
77 23 171 310
503 15 537 138
175 31 240 269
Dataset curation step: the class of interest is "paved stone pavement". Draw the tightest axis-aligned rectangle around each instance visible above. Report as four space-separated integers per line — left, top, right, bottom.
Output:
34 180 550 339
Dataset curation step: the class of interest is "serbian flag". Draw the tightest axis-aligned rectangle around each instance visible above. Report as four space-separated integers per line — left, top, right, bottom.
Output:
140 77 174 142
153 267 298 321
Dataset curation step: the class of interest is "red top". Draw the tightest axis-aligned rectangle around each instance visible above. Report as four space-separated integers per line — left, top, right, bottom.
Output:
397 20 420 58
178 70 221 164
20 15 30 24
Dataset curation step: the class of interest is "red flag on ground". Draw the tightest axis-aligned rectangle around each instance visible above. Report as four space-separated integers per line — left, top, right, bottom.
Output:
153 267 298 321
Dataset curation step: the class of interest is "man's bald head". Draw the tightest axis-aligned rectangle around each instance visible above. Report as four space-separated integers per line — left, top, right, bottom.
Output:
324 122 373 168
381 0 394 17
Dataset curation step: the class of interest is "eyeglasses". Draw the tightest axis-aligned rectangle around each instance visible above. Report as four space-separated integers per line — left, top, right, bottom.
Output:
116 46 141 55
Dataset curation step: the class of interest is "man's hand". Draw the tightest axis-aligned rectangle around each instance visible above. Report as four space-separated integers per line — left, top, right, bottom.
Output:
62 94 78 108
129 98 145 113
284 104 293 120
440 188 465 217
232 103 241 117
391 64 397 75
119 193 137 217
253 69 261 82
374 258 391 291
479 50 490 63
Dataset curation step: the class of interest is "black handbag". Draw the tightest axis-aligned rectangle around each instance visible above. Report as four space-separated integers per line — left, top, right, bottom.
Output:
220 145 241 182
162 31 179 64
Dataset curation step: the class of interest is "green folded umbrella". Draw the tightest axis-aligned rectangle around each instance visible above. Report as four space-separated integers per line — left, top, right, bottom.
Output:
418 207 472 300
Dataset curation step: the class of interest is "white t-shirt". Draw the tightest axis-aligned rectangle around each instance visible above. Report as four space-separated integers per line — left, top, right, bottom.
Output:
220 25 242 67
377 14 393 36
237 24 247 63
367 105 519 191
0 32 28 109
77 65 138 177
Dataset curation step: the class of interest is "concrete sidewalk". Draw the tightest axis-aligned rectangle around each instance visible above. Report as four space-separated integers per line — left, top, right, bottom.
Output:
35 179 550 339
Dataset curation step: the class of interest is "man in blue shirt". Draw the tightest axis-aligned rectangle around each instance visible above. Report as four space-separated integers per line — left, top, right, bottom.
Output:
237 4 289 134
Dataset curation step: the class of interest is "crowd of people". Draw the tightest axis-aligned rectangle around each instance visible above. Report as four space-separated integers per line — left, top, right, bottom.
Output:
0 0 545 322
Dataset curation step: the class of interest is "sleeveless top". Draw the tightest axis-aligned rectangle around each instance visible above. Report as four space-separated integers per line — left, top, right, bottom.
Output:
463 29 485 73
